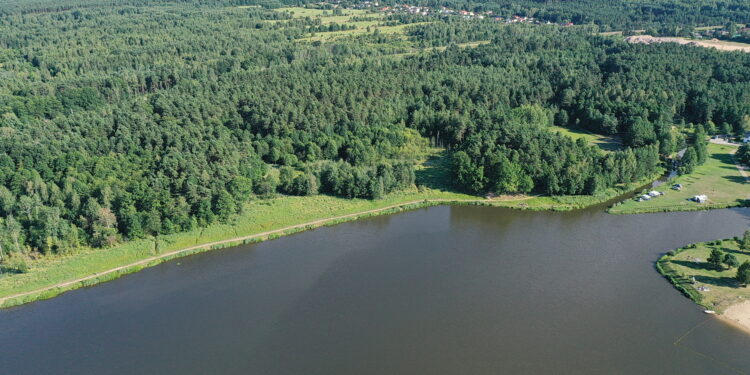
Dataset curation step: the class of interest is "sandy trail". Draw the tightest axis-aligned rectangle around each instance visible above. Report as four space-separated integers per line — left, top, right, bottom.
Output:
626 35 750 53
736 161 749 182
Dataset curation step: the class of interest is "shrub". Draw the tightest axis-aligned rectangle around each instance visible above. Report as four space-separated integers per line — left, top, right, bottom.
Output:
2 255 29 274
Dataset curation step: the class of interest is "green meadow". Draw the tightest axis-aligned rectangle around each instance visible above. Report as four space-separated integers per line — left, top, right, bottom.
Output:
610 143 748 214
548 125 622 153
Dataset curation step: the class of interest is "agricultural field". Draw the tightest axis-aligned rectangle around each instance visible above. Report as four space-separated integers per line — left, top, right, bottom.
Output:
610 143 749 213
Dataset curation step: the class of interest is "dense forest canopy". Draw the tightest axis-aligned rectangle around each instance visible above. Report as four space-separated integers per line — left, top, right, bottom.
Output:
0 1 749 268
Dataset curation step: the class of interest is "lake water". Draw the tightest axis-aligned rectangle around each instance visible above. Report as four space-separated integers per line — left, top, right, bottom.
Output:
1 205 750 374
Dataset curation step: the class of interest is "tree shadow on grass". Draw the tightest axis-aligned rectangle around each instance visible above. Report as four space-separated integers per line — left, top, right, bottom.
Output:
712 151 737 165
694 274 741 288
415 151 461 191
0 266 24 275
720 247 750 256
672 259 716 271
723 175 748 184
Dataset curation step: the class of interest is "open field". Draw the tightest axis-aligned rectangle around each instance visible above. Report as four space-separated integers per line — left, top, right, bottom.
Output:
626 35 750 53
269 6 428 42
301 22 428 42
658 238 750 312
274 7 379 23
426 40 492 51
600 29 645 36
610 143 749 214
548 125 622 152
275 7 372 18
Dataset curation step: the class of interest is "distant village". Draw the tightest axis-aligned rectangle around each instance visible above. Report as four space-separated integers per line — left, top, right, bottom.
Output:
327 0 574 26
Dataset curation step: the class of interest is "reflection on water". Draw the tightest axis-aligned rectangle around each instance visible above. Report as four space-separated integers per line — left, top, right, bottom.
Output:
1 206 749 374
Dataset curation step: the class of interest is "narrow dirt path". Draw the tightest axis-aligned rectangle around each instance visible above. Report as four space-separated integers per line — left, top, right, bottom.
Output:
0 196 536 306
726 146 750 183
735 159 749 182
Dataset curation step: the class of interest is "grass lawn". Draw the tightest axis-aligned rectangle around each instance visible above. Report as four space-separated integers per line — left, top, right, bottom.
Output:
548 125 622 153
659 238 750 311
610 143 748 214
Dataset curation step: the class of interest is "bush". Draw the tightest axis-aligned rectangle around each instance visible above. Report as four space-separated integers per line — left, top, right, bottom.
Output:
737 261 750 286
2 255 29 274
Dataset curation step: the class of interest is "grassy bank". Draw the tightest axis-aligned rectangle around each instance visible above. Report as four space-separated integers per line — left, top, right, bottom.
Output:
609 143 749 214
0 168 658 309
657 238 750 312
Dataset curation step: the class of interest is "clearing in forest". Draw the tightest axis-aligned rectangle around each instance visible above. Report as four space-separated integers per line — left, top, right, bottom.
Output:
548 125 622 153
271 6 423 42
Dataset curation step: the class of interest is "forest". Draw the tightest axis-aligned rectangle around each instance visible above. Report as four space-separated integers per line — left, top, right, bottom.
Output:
0 0 750 270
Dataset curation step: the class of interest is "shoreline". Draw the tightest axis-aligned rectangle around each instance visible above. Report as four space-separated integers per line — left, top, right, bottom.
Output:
0 171 659 309
717 301 750 335
0 196 554 309
0 171 701 309
0 198 445 308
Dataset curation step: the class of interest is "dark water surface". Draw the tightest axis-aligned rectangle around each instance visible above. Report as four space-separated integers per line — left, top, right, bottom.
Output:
2 206 750 374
